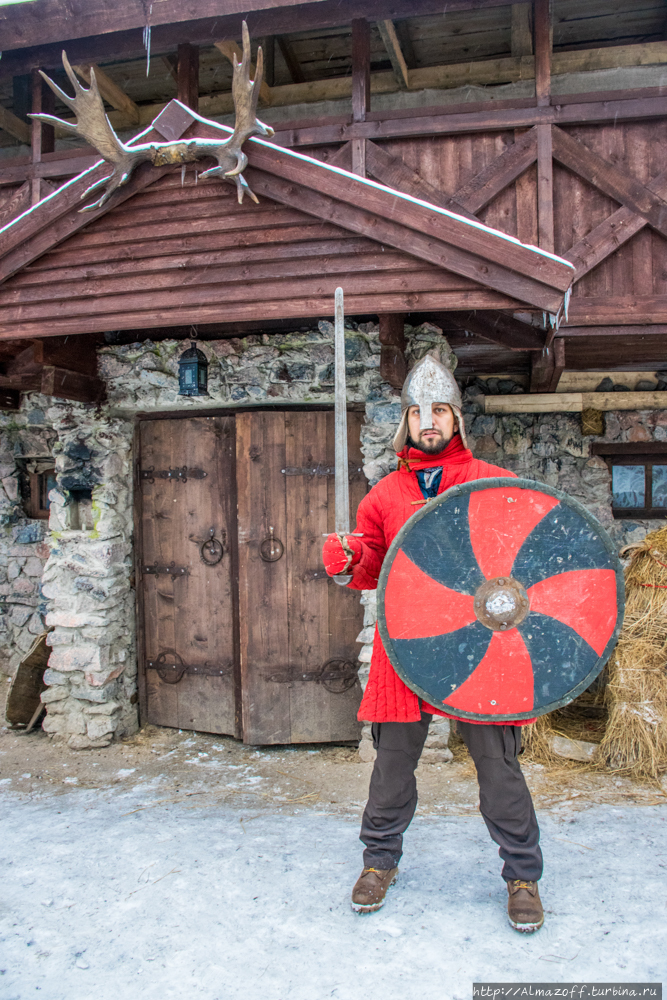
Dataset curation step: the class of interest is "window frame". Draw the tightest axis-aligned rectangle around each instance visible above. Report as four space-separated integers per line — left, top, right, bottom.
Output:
592 443 667 520
24 468 56 520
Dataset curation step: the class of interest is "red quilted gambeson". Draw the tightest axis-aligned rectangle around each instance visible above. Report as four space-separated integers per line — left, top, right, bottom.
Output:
346 433 532 725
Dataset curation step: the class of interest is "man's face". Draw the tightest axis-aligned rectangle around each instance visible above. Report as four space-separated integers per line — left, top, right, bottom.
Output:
406 402 456 454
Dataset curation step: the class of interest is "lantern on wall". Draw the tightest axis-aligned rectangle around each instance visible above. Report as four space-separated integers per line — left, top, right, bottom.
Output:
178 341 209 396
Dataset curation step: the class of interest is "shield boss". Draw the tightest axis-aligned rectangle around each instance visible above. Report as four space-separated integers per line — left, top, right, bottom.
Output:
377 478 625 721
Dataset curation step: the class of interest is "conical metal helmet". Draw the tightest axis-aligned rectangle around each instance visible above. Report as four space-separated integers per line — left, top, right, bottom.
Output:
392 354 467 453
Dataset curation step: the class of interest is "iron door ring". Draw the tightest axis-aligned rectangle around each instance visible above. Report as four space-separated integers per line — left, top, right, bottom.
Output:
154 650 187 685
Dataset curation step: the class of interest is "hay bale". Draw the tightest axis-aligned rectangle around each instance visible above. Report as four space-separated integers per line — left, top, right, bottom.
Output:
598 526 667 778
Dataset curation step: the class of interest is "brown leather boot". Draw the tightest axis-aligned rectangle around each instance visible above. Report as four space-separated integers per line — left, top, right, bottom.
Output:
351 866 399 913
506 879 544 932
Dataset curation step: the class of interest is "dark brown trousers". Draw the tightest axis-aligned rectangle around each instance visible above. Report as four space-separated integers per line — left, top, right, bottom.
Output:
360 711 543 882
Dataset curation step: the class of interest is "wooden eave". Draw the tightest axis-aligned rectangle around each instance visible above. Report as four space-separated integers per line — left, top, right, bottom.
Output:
0 102 573 340
0 0 515 57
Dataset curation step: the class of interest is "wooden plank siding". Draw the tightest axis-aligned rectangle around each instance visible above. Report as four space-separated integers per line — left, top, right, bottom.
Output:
374 119 667 326
4 114 667 338
0 168 530 339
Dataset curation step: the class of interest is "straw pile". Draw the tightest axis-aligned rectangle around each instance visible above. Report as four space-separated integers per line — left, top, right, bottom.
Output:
598 525 667 778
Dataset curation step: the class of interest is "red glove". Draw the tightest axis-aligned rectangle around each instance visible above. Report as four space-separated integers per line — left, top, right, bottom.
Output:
322 533 363 576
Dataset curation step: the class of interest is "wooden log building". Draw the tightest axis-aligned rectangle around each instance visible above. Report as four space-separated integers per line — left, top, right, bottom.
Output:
0 0 666 749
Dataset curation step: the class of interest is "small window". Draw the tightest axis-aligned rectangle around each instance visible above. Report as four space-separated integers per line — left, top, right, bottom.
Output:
25 469 57 520
593 445 667 519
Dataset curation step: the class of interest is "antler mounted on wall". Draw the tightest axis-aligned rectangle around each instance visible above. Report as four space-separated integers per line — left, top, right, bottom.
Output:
31 21 274 212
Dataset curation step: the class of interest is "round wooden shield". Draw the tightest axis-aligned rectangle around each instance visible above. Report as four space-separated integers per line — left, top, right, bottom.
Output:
377 478 625 721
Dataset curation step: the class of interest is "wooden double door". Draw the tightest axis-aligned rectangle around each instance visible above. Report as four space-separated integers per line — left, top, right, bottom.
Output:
136 410 365 744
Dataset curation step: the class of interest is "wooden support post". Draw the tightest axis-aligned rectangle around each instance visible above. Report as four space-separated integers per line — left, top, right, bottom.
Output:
530 337 564 392
537 123 554 253
351 19 371 123
261 36 275 88
351 18 370 177
351 139 366 177
533 0 552 107
511 4 533 58
177 43 199 112
30 70 54 206
514 128 538 246
379 314 407 389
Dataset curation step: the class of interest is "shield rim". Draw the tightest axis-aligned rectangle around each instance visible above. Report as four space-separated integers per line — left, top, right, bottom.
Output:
377 476 626 722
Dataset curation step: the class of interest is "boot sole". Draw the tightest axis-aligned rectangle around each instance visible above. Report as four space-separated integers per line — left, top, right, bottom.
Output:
508 915 544 933
350 875 398 913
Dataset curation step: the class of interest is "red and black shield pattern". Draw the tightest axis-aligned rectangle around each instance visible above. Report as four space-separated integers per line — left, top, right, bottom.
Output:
377 478 625 721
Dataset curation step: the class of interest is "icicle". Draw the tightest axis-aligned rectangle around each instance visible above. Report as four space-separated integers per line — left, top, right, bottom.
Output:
181 164 186 187
142 2 153 77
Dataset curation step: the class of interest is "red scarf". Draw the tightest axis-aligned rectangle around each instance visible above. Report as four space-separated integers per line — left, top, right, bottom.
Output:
396 432 472 473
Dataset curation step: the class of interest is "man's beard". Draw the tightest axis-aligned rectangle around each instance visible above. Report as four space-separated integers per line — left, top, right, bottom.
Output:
408 429 453 455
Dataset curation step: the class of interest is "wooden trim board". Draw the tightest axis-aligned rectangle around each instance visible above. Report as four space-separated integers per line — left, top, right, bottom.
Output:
485 391 667 414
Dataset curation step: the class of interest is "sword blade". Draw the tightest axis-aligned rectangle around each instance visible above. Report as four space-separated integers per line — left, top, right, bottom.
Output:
334 286 350 536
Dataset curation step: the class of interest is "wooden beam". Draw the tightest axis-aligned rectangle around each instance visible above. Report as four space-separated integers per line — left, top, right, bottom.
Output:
72 63 141 125
177 43 199 113
243 147 573 300
536 123 554 253
394 20 417 69
214 38 271 107
30 70 54 207
365 139 475 218
560 325 667 339
269 90 667 148
0 105 30 145
325 142 353 171
378 313 407 388
261 35 275 88
351 139 366 178
454 127 538 214
276 36 305 84
567 297 667 326
3 38 665 147
351 18 371 124
565 208 645 282
552 126 667 241
530 338 564 392
511 4 532 58
533 0 552 108
41 365 105 404
486 390 667 414
0 290 521 341
378 20 410 90
0 0 528 57
0 182 31 229
447 310 545 351
35 335 101 377
161 53 179 84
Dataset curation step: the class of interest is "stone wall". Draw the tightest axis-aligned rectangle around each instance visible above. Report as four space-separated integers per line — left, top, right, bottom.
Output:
0 395 56 687
39 402 136 749
4 320 661 747
34 322 395 745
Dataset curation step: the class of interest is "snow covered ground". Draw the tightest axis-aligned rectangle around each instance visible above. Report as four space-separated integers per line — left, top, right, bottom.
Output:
0 781 665 1000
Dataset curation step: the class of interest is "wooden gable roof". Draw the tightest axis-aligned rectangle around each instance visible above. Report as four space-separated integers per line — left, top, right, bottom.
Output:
0 102 574 341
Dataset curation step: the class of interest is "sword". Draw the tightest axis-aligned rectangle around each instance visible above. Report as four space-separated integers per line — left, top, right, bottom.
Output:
331 286 361 586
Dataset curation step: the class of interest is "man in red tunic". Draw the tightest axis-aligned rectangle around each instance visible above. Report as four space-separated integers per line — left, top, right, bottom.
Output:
322 355 544 932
